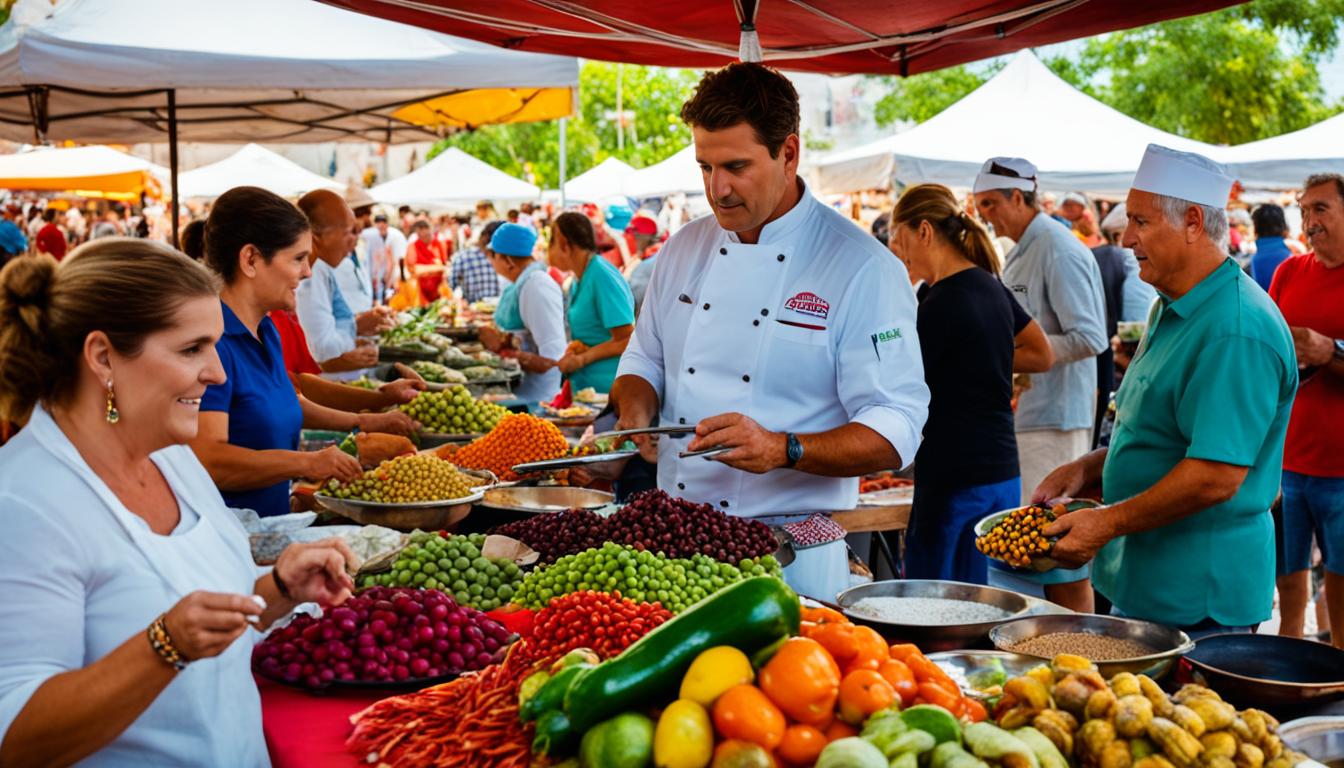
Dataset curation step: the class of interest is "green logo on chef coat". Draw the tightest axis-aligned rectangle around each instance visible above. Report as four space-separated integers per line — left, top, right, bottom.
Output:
870 328 902 359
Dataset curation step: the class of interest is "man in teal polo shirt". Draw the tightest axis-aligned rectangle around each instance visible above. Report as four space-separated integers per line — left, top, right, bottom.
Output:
1034 144 1297 634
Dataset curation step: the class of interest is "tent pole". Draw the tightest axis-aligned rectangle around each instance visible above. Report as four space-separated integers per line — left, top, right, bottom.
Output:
559 117 567 209
168 89 180 249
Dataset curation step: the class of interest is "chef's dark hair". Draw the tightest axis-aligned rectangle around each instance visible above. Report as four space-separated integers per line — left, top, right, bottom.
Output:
681 62 799 159
893 184 1000 275
0 239 218 423
203 186 310 284
551 212 597 253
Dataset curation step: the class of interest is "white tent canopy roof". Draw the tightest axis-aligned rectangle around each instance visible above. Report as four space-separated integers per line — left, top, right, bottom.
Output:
622 145 704 199
370 147 539 209
0 144 164 180
0 0 578 143
563 157 635 203
177 143 344 199
1217 112 1344 190
815 51 1221 196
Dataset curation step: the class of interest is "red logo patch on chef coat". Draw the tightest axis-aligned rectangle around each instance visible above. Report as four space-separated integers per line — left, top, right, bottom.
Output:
784 292 829 319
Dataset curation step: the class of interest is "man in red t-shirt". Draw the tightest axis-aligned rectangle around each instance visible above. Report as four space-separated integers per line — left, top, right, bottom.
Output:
35 209 67 260
1268 172 1344 647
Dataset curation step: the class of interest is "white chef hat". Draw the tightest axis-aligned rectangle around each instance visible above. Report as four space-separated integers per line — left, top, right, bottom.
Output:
974 157 1038 194
1131 144 1233 209
1100 203 1127 234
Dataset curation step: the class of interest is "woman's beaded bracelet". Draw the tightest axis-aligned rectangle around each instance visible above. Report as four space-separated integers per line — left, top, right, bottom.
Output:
147 613 188 671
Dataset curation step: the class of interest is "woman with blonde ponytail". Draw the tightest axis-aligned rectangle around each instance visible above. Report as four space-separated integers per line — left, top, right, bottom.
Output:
0 241 358 766
885 184 1054 584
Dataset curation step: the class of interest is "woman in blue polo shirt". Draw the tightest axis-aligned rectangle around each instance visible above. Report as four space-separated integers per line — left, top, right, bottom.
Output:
550 212 635 394
190 187 407 517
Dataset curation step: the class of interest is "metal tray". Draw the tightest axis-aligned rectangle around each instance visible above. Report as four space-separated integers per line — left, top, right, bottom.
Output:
973 499 1101 572
512 450 639 474
479 486 615 513
927 649 1051 697
1279 717 1344 768
990 613 1194 680
835 580 1035 652
313 490 484 531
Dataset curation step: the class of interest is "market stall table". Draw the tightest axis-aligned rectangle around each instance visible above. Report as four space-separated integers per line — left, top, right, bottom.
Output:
833 499 913 577
258 676 377 768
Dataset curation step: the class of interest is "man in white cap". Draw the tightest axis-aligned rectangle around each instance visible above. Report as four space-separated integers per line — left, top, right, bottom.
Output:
1035 144 1297 636
973 157 1108 612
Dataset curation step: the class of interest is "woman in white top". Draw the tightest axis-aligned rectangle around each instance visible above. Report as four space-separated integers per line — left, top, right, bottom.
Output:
477 222 565 403
0 240 359 767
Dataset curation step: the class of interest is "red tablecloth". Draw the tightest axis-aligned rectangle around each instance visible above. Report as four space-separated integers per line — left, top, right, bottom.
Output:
258 676 383 768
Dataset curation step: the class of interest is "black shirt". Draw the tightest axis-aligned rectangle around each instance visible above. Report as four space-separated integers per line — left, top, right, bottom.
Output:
914 267 1030 489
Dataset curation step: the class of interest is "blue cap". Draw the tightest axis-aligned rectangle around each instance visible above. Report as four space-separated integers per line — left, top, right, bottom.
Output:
489 222 538 258
605 204 634 232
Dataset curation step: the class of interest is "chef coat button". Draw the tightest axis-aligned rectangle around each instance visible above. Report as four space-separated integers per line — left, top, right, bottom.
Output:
677 482 686 490
752 320 760 327
688 367 695 374
678 417 686 424
703 303 710 310
742 374 750 382
719 500 730 508
719 247 727 255
760 309 769 316
777 254 785 262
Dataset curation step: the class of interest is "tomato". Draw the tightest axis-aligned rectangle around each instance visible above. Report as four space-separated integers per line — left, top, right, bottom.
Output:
838 669 897 725
712 685 787 751
777 724 828 766
906 653 957 690
917 681 962 712
758 637 841 727
824 719 858 742
842 626 890 675
810 622 860 665
877 659 919 707
800 605 847 625
887 643 922 663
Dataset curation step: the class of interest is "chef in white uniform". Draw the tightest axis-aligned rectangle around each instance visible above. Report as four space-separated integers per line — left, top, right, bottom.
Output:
612 62 929 600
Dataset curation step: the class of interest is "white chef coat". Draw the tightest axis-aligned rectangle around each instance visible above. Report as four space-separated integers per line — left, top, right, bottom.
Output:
510 268 566 404
617 179 929 518
0 406 269 767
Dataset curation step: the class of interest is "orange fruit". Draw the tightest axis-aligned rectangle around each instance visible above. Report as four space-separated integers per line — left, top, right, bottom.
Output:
823 719 858 742
810 622 860 665
838 669 897 725
712 684 787 751
757 637 841 726
777 724 827 766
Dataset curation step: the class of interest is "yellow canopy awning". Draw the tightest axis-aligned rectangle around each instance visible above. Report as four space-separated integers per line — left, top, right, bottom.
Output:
391 87 574 131
0 146 165 198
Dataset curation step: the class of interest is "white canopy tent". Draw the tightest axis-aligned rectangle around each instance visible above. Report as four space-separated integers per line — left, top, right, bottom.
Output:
622 145 704 200
176 144 344 199
815 51 1221 196
563 157 635 203
370 147 539 209
1217 112 1344 190
0 0 579 145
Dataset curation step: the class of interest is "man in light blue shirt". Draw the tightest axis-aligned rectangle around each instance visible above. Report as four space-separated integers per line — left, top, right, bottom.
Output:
296 191 393 381
974 157 1108 613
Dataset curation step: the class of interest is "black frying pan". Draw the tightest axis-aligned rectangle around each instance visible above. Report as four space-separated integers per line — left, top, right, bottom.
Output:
1176 633 1344 709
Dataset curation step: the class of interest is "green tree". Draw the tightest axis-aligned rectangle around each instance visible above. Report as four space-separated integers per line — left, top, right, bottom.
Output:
427 62 699 189
870 62 1002 127
1043 0 1344 144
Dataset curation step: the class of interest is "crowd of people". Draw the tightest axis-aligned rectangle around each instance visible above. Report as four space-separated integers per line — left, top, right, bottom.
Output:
0 58 1341 764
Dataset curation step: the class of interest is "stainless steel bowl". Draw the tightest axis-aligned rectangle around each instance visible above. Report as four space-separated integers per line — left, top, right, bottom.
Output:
835 580 1034 652
313 469 494 532
989 614 1194 680
478 486 614 513
1279 717 1344 768
973 499 1101 573
927 649 1052 697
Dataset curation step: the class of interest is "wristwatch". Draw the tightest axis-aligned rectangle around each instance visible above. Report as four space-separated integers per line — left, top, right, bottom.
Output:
784 432 804 468
1334 339 1344 360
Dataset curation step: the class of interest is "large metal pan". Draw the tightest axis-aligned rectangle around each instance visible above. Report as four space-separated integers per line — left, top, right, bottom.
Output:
1176 634 1344 709
835 580 1034 652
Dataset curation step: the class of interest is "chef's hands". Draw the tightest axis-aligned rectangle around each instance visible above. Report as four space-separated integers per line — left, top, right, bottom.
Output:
689 412 787 475
1042 507 1115 568
162 591 264 661
303 446 363 484
335 343 379 369
378 377 427 404
1031 459 1087 505
274 538 360 606
355 306 396 336
1290 326 1334 368
478 326 508 353
557 350 589 375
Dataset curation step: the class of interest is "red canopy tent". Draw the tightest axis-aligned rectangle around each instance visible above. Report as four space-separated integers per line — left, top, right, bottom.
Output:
320 0 1239 76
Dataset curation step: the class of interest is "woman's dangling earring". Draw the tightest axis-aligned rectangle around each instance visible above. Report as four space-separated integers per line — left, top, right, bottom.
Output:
105 380 120 424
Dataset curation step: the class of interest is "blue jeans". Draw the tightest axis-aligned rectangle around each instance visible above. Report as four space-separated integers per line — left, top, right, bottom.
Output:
902 477 1020 585
1277 470 1344 576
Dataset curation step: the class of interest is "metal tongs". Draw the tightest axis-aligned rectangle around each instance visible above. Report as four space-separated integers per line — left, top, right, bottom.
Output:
587 425 694 441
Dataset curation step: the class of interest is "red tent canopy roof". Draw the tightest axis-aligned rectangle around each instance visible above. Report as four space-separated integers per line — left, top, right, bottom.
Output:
320 0 1240 76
